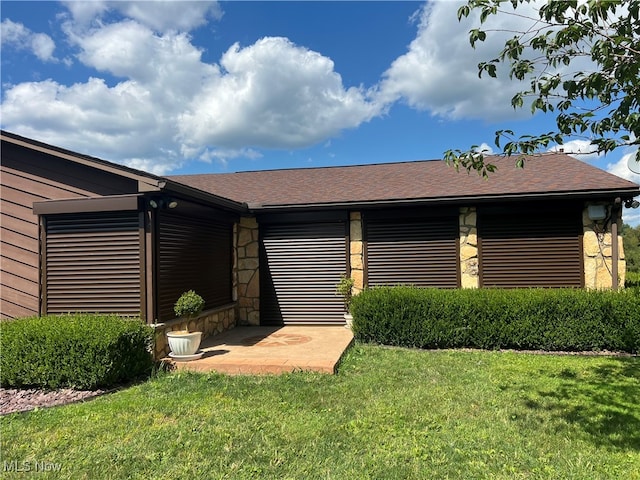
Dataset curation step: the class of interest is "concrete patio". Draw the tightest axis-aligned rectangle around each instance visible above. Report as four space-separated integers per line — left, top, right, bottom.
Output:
167 325 354 375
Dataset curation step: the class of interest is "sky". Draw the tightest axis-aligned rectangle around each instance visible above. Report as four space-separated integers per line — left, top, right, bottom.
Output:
1 0 639 224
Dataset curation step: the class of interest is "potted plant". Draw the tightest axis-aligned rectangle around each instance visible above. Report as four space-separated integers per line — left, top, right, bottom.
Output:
336 274 355 329
166 290 205 359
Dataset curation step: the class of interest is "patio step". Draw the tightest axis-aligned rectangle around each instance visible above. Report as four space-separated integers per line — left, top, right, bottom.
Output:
165 326 354 375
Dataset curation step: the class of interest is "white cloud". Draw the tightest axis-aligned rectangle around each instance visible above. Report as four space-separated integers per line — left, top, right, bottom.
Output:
604 150 640 226
624 209 640 227
378 0 591 122
1 19 57 62
623 208 640 227
70 20 214 89
548 140 603 162
124 158 180 176
179 37 382 153
1 7 382 174
474 142 494 155
62 0 222 33
1 78 181 174
378 1 523 120
116 1 223 33
198 147 263 168
61 1 109 26
606 150 640 185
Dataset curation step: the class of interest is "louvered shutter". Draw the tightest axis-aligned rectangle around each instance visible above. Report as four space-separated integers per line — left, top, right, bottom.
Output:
366 217 459 288
44 212 141 315
261 222 347 325
157 212 232 321
479 211 583 287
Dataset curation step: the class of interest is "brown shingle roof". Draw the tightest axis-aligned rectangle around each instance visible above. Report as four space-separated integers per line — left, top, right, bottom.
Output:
169 154 639 209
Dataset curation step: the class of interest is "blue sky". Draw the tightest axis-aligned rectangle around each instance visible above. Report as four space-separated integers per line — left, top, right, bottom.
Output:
1 1 639 224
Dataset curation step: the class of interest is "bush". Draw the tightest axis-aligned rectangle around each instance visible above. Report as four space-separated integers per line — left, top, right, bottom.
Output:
0 314 154 390
626 271 640 289
174 290 205 319
335 274 355 312
350 287 640 353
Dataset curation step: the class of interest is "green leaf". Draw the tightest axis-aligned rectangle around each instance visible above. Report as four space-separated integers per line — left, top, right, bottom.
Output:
469 28 487 47
457 5 470 20
511 93 524 109
453 0 637 175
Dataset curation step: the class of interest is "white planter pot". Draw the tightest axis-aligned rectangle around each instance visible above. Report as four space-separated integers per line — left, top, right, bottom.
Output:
166 331 202 356
344 313 353 330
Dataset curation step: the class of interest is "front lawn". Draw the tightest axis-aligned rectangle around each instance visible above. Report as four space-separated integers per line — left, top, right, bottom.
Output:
1 346 638 479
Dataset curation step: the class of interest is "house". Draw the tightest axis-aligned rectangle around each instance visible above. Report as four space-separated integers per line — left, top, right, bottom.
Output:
2 131 638 354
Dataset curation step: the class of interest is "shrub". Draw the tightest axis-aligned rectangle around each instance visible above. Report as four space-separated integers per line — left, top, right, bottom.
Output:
336 274 355 312
626 271 640 289
0 314 154 390
350 287 640 353
174 290 205 319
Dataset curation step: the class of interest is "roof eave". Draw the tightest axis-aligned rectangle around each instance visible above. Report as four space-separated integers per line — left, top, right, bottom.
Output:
247 187 640 213
163 179 248 213
1 130 248 213
1 130 165 191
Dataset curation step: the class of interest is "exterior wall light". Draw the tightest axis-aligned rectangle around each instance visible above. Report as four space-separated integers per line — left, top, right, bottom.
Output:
148 197 178 209
587 204 607 221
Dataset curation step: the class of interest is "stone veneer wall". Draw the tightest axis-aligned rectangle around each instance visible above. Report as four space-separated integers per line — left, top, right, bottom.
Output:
153 304 236 359
582 204 625 289
224 207 626 315
236 216 260 325
349 212 365 293
459 207 479 288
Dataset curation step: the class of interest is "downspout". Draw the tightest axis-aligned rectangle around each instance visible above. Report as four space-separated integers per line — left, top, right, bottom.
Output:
39 216 46 316
611 198 621 291
144 207 156 323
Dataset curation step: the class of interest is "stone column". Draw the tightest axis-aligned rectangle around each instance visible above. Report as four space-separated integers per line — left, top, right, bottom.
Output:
349 212 364 293
236 216 260 325
459 207 479 288
583 204 626 289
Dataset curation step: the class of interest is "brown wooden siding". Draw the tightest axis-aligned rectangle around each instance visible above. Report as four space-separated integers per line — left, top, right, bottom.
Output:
260 221 348 325
365 216 460 288
156 211 233 322
1 187 41 318
0 141 138 319
2 142 137 197
43 212 142 315
478 207 583 288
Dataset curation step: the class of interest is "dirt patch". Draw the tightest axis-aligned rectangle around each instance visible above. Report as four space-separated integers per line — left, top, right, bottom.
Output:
0 387 108 416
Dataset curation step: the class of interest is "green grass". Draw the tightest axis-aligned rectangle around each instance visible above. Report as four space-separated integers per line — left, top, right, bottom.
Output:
1 345 639 479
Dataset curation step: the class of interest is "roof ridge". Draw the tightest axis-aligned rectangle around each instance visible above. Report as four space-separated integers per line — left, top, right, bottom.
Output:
170 159 438 177
169 154 567 177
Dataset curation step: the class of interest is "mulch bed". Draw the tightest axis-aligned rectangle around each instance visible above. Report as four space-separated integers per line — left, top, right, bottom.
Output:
0 387 108 416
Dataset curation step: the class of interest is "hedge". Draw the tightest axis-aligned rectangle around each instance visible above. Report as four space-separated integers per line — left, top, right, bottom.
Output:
0 314 154 390
626 271 640 289
350 287 640 353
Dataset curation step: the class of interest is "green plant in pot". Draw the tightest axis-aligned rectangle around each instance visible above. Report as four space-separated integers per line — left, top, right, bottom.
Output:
166 290 205 359
336 274 355 329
